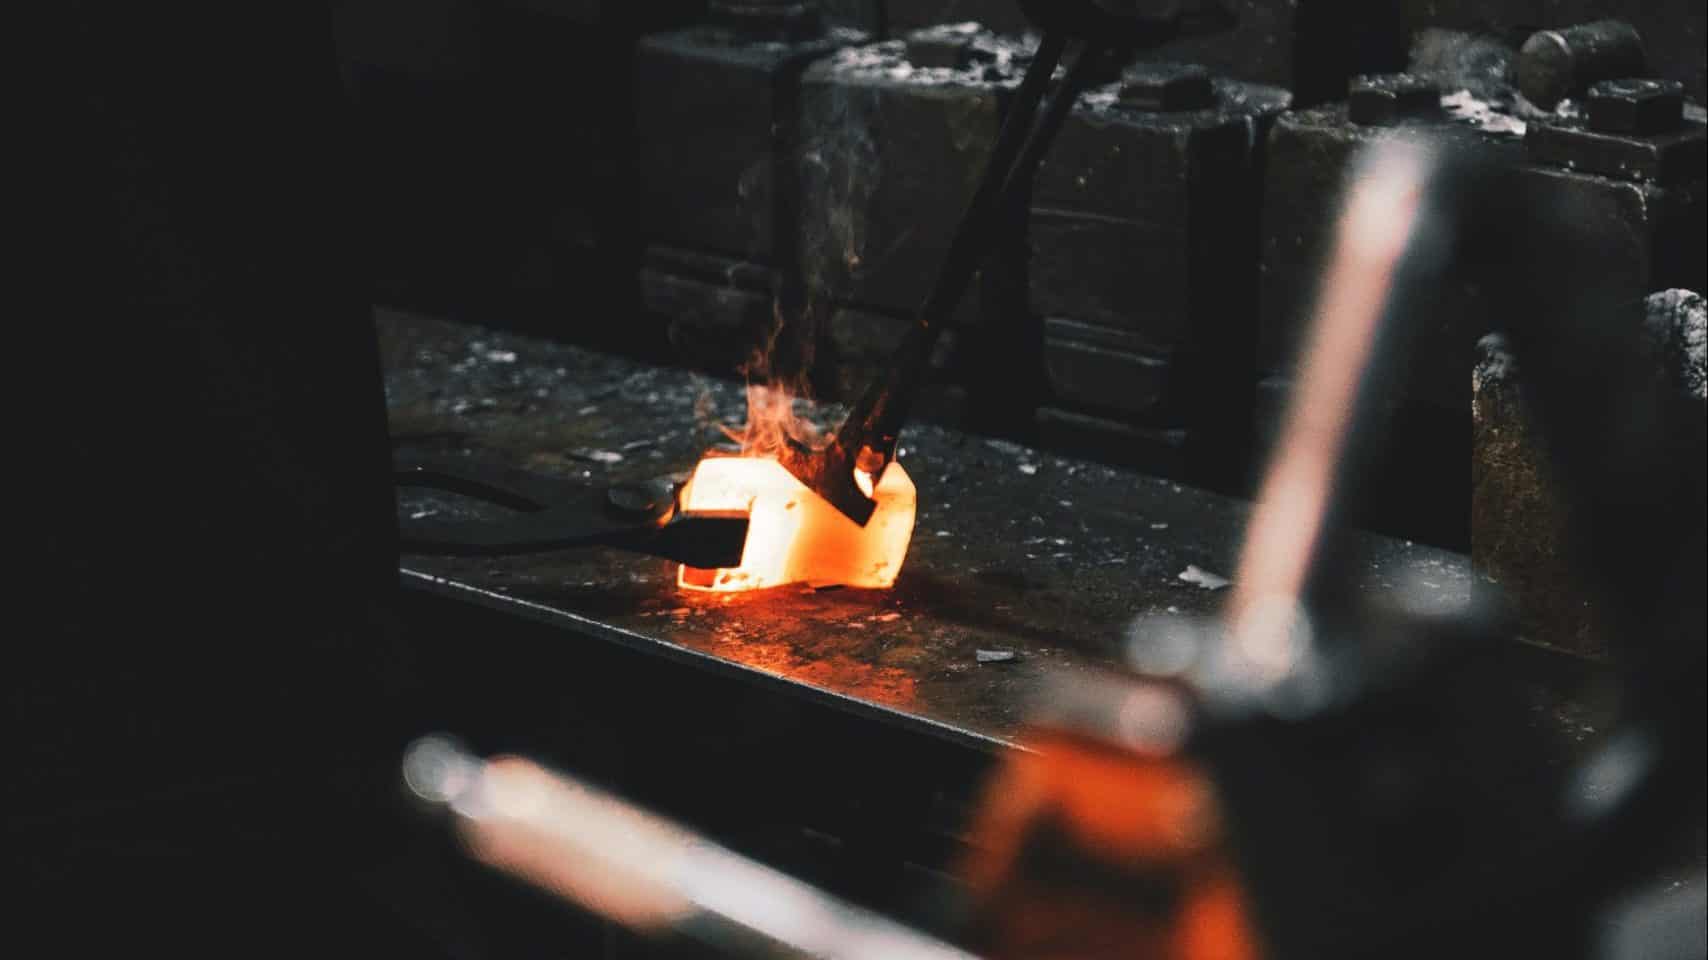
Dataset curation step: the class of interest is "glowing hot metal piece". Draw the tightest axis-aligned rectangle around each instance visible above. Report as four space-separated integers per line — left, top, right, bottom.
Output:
676 456 917 592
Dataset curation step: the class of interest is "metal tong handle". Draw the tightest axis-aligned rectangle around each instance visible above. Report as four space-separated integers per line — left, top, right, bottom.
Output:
395 459 751 569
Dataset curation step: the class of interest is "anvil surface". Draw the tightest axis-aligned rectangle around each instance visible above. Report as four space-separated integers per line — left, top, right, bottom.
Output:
383 310 1482 750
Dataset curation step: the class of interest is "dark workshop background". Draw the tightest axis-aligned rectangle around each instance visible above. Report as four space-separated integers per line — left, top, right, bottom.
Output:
20 1 1704 957
336 0 1704 552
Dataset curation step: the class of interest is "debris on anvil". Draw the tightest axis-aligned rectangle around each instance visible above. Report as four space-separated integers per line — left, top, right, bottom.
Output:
976 649 1018 664
1404 28 1538 137
1177 565 1230 590
1643 289 1708 401
1440 90 1528 137
823 23 1034 88
567 448 625 464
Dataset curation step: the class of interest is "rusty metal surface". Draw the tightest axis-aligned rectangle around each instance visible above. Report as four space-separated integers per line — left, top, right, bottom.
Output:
381 309 1476 748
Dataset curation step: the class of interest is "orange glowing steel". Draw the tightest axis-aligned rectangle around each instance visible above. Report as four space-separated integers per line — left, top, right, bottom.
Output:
676 456 916 593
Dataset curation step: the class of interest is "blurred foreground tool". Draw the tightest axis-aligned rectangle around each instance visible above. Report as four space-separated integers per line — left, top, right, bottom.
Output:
403 737 977 960
955 136 1703 959
785 1 1233 525
395 458 750 569
957 672 1261 960
1216 133 1703 957
402 23 1700 960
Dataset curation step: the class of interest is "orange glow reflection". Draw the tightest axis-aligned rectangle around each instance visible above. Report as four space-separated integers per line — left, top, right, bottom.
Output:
676 457 916 593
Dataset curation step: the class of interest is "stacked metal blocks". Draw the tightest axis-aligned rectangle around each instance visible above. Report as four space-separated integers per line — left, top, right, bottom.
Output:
635 5 871 376
1029 65 1289 476
627 3 1703 519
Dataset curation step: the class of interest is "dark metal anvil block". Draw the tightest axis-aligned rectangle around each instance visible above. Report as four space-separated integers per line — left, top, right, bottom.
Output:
637 23 869 264
1031 73 1289 357
640 247 783 373
886 0 1335 97
1536 0 1708 103
1524 114 1707 187
1517 101 1706 344
797 27 1034 325
1257 101 1527 415
1513 160 1705 327
1027 70 1287 484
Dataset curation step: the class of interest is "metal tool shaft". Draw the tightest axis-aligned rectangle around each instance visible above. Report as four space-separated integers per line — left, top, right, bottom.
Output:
405 738 977 960
808 33 1080 525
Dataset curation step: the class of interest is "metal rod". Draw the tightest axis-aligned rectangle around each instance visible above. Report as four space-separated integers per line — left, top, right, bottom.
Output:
821 36 1113 525
405 737 977 960
1225 140 1438 639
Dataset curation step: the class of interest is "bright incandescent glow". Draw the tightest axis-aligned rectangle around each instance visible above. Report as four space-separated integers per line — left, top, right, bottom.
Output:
675 456 917 593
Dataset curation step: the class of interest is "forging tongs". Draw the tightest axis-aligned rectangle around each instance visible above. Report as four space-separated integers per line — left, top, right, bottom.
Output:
395 458 750 569
779 0 1237 526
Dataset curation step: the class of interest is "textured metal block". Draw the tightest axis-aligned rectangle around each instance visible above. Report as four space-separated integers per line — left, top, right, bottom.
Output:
1470 334 1604 656
797 28 1032 321
1516 163 1706 308
338 1 712 329
1513 18 1646 108
1585 78 1686 135
1407 28 1520 102
1127 1 1285 88
641 246 781 372
1027 73 1285 457
495 0 705 26
1524 112 1706 185
1472 292 1706 658
637 25 863 263
826 305 917 395
1257 102 1528 413
1040 319 1175 418
1028 212 1187 351
1538 0 1708 104
1031 78 1289 353
1347 72 1445 125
